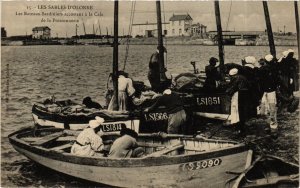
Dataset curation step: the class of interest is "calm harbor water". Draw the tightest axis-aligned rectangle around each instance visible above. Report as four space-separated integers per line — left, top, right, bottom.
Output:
1 44 298 187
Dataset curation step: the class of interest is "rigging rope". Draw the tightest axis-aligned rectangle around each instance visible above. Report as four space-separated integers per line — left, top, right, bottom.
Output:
123 1 136 71
225 0 232 31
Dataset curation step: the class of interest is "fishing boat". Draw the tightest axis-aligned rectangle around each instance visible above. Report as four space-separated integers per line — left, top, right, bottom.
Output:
9 127 252 187
231 155 299 188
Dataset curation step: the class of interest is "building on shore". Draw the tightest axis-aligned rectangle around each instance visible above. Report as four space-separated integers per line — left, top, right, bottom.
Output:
168 14 193 37
32 26 51 39
131 13 206 38
1 27 7 38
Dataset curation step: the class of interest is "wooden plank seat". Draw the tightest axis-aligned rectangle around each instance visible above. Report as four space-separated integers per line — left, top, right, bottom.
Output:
143 143 184 158
50 143 73 151
30 132 64 146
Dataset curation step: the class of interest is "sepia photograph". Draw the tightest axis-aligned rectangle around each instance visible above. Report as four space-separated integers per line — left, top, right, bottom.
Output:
1 0 299 187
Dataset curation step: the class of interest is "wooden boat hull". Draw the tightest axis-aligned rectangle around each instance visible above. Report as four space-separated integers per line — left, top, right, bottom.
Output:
9 128 251 187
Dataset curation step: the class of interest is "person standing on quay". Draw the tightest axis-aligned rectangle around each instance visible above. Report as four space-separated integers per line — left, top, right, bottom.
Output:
226 68 250 136
259 54 279 133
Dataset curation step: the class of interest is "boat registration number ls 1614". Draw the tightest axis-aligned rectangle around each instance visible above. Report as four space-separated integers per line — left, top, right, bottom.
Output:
179 158 222 171
196 97 221 106
100 123 126 132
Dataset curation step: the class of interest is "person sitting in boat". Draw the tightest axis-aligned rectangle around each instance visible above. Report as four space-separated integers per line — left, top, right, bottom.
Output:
108 128 144 158
204 57 222 91
226 68 250 136
82 97 102 109
258 54 279 133
144 89 186 134
148 46 167 92
71 116 105 157
108 71 135 111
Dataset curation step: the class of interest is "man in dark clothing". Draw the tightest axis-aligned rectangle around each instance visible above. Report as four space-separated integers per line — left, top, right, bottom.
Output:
144 89 186 134
278 49 298 96
226 68 250 135
240 56 260 118
148 46 167 92
204 57 222 91
259 54 279 132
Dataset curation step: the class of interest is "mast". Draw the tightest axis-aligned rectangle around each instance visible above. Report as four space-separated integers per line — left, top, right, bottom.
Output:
93 24 95 35
156 0 168 85
263 1 276 58
214 1 225 78
295 1 299 63
82 21 86 35
98 19 102 36
112 0 119 110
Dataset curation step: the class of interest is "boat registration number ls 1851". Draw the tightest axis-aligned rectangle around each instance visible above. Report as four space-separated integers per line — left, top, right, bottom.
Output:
196 97 221 106
179 158 222 171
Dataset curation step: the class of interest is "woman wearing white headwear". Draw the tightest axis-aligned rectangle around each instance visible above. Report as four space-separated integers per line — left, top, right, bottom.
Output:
71 116 105 157
278 49 298 96
226 68 250 136
144 89 186 134
240 56 261 117
259 54 279 132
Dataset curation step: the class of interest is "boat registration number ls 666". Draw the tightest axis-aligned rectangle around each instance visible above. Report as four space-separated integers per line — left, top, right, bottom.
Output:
179 158 222 171
196 97 221 106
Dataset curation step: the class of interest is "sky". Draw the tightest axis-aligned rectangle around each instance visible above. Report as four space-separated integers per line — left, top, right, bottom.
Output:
1 1 299 37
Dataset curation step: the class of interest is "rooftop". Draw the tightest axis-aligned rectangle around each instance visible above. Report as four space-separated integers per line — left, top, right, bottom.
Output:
32 26 51 31
169 14 193 21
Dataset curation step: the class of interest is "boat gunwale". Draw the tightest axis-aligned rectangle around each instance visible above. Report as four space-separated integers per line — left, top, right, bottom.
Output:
9 128 248 168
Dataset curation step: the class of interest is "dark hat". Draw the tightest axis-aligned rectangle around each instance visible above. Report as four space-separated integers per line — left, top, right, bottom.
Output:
209 57 219 65
120 128 138 139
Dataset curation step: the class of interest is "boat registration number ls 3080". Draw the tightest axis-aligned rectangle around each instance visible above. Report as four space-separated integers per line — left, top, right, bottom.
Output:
196 97 221 106
179 158 222 171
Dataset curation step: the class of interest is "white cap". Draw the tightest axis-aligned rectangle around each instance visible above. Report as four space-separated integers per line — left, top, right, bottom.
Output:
264 54 273 62
282 51 289 58
288 49 294 53
245 56 256 65
163 89 172 95
89 116 104 128
229 68 238 76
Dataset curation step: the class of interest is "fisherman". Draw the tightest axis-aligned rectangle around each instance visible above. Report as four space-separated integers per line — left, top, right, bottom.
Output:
108 71 135 111
204 57 222 91
82 97 102 109
144 89 186 134
71 116 105 157
258 54 279 133
108 128 144 158
226 68 250 136
148 46 167 92
240 56 260 118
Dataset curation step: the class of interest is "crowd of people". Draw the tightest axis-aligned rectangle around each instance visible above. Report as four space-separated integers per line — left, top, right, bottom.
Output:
204 49 298 136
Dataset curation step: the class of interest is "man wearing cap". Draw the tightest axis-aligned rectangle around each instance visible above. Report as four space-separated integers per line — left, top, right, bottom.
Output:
259 54 279 132
144 89 186 134
71 116 105 157
240 56 261 117
226 68 250 136
108 128 144 158
204 57 222 91
148 46 167 92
